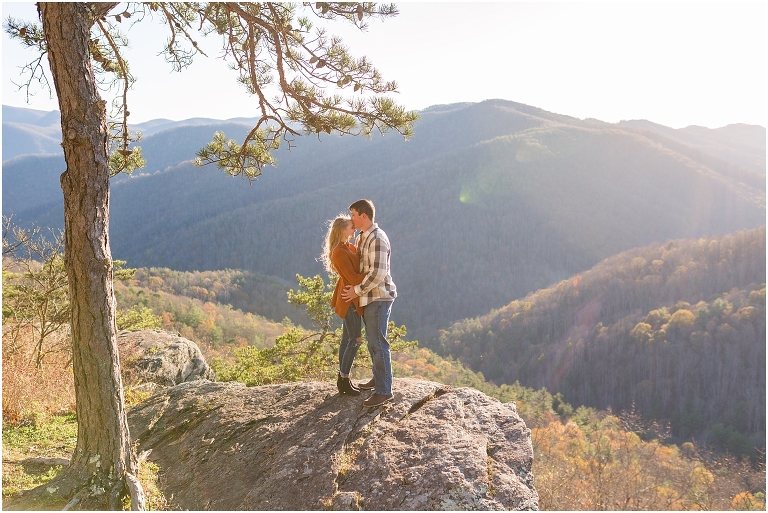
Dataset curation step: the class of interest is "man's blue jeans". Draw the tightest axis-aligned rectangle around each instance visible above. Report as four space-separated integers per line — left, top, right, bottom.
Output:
363 300 393 395
339 306 362 376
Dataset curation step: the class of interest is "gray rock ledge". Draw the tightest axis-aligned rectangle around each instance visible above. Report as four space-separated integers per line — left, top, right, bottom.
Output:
128 378 538 510
119 330 215 387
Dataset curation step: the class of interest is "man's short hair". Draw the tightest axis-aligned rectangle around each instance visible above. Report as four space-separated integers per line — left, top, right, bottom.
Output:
349 199 375 221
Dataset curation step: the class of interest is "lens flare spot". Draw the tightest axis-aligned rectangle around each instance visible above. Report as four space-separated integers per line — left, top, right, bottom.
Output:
459 186 477 203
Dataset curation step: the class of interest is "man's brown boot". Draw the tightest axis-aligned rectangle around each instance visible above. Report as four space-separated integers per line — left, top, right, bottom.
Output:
357 378 375 390
363 393 393 408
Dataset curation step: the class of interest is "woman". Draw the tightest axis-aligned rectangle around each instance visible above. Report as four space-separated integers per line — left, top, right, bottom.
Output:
321 214 366 395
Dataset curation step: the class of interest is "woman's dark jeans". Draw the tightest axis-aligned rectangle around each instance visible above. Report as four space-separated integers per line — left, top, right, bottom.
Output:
339 306 363 376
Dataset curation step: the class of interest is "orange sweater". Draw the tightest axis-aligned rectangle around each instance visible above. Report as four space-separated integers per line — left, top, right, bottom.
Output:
330 242 365 319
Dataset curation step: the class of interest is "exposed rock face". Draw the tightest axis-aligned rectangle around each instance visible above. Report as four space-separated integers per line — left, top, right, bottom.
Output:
128 378 538 510
118 330 215 387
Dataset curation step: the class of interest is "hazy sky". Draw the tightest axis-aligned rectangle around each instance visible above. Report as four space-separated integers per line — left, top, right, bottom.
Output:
2 2 766 129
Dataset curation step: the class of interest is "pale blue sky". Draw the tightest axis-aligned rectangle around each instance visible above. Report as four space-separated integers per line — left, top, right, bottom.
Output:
2 2 766 128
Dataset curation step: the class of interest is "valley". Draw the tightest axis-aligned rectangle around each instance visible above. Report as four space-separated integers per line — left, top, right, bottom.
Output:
3 99 765 454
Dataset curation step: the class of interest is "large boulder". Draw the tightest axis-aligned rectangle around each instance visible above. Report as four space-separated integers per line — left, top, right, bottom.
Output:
128 378 538 510
118 330 215 387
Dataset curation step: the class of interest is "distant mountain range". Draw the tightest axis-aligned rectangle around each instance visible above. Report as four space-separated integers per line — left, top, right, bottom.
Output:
618 119 765 176
3 101 765 343
2 104 267 160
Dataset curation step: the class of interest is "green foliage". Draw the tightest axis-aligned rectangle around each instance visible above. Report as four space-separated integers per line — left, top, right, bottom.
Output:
552 392 574 418
2 413 77 453
180 303 205 329
116 305 162 331
113 259 137 281
2 414 78 498
212 326 330 385
195 130 278 180
109 145 146 177
570 405 599 428
287 274 336 334
3 16 46 51
710 423 756 456
213 274 416 386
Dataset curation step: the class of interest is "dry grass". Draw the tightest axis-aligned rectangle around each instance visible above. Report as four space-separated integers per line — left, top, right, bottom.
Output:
2 326 75 501
2 324 157 424
2 326 75 425
2 325 174 509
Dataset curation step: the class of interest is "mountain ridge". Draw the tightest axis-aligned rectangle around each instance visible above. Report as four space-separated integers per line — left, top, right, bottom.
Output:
3 99 765 341
618 119 766 174
5 101 765 162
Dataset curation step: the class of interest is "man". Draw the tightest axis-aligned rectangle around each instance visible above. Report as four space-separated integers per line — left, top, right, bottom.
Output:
341 199 397 408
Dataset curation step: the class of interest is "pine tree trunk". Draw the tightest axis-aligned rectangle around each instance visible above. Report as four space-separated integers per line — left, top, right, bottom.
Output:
38 2 142 509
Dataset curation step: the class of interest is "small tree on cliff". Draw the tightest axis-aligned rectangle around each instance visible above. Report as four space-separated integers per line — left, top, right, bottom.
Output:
5 3 415 509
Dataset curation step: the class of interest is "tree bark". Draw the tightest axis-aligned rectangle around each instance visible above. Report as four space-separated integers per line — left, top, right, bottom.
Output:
39 2 140 509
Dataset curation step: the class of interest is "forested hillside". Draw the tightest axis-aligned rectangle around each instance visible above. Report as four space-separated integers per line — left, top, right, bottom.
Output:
119 266 311 328
112 276 290 362
4 101 765 341
5 257 765 510
432 227 766 452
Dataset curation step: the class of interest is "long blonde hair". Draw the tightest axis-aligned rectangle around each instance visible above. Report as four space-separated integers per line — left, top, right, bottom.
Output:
321 214 351 274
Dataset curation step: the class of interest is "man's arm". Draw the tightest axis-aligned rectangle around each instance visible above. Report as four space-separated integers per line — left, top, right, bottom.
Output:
354 234 389 296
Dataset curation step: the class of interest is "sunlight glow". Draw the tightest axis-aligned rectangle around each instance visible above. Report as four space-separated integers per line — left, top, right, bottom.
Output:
2 2 765 128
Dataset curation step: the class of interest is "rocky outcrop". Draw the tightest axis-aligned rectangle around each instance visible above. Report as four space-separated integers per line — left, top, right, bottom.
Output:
118 330 214 387
127 378 538 510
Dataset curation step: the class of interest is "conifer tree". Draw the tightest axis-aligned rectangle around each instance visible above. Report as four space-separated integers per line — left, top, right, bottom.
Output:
4 3 415 509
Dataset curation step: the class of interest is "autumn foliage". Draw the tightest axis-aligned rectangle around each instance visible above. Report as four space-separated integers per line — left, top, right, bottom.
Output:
3 255 765 509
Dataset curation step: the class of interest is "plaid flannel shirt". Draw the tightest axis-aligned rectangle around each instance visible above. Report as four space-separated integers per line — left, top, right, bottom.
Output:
353 223 397 307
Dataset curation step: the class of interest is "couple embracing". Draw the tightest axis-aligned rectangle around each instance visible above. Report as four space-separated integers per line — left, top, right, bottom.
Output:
321 199 396 408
